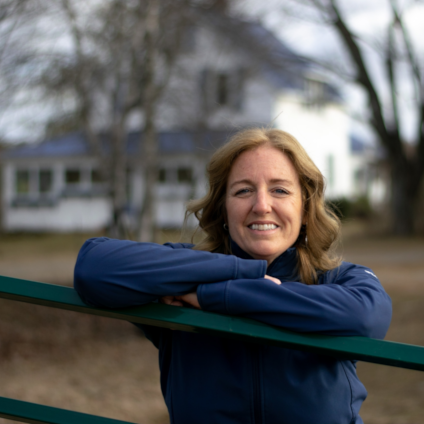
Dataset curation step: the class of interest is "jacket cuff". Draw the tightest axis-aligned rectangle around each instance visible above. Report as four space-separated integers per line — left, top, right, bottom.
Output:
235 258 267 280
197 281 229 313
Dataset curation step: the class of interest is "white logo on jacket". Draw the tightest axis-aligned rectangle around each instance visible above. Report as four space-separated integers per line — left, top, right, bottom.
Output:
365 270 378 279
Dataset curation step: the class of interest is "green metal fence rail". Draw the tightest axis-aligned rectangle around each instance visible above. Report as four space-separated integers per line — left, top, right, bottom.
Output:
0 396 136 424
1 274 424 424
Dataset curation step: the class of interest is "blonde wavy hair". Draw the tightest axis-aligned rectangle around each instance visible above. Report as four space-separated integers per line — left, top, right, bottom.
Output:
186 128 342 285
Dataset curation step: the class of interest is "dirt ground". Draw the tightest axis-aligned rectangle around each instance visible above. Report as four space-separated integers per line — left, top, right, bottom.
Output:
0 225 423 424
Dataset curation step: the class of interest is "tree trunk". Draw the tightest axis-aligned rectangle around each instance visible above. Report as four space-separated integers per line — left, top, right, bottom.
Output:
390 159 419 236
139 109 158 242
109 121 128 239
138 0 159 242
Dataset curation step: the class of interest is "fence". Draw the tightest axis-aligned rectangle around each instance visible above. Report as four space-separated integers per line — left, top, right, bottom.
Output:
1 274 424 424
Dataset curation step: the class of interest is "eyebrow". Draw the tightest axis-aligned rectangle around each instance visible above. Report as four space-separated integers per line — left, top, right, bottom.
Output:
229 178 294 189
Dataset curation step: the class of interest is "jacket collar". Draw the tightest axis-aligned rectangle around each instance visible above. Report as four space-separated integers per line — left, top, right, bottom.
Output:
230 238 298 280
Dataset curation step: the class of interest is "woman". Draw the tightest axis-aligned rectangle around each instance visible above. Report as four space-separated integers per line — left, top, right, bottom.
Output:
74 128 392 424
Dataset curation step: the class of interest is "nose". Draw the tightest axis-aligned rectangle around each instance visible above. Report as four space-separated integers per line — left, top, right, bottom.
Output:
252 189 272 215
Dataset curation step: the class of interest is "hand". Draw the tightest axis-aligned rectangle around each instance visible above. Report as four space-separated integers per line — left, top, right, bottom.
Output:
160 292 201 309
160 295 184 307
176 292 201 309
264 275 281 285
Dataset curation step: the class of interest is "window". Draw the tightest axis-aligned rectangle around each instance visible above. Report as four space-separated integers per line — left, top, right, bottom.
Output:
16 170 30 194
217 73 229 106
91 169 103 184
304 78 326 109
65 169 80 184
200 68 245 111
39 170 53 193
158 168 167 183
13 168 55 207
157 167 192 184
177 168 193 183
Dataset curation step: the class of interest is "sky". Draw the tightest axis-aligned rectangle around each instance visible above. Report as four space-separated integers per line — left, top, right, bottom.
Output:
1 0 423 144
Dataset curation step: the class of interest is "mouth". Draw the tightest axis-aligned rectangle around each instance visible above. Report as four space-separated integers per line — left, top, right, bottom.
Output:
248 223 278 231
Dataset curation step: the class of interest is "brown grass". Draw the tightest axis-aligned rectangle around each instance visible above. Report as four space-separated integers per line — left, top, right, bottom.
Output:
339 226 424 424
0 300 168 424
0 224 423 424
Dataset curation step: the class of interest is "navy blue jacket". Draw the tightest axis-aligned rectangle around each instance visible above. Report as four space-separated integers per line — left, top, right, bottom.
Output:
74 237 392 424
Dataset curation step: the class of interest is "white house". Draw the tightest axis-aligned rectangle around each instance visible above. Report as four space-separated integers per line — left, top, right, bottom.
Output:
1 14 366 232
273 77 352 199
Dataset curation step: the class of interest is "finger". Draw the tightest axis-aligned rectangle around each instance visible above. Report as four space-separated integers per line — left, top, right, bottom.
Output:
177 293 201 309
264 275 281 285
160 296 174 304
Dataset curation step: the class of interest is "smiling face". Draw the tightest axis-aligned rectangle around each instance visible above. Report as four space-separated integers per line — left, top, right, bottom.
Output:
225 144 304 265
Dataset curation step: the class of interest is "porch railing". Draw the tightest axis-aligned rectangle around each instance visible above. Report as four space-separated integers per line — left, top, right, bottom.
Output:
1 274 423 424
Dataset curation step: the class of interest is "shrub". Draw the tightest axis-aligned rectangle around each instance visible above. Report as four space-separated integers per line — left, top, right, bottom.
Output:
326 196 373 221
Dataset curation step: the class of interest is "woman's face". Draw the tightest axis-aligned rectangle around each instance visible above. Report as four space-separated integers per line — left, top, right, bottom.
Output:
225 144 304 265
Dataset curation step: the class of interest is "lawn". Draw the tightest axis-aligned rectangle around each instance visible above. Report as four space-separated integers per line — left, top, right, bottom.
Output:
0 226 423 424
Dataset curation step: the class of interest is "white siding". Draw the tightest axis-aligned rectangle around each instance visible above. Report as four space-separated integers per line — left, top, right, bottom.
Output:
4 198 111 232
273 93 352 198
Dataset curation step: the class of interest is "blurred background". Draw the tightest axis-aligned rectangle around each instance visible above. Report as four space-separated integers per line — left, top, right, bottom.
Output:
0 0 423 423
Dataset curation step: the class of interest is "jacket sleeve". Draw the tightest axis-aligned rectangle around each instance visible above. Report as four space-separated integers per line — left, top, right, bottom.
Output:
197 263 392 339
73 237 267 308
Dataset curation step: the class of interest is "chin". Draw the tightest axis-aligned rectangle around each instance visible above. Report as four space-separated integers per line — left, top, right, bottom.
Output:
247 244 286 261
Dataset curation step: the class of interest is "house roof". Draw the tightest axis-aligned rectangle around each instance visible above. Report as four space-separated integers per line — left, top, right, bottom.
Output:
3 130 236 159
203 11 341 101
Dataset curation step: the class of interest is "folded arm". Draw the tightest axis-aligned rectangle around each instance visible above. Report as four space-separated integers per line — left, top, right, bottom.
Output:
73 237 267 308
197 263 392 338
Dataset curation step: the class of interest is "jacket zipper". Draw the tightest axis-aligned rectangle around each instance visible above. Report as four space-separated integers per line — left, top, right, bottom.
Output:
253 345 263 424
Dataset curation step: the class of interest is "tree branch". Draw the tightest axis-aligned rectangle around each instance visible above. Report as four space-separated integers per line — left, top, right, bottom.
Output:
328 0 403 159
389 0 424 171
60 0 102 160
389 0 423 103
386 15 401 138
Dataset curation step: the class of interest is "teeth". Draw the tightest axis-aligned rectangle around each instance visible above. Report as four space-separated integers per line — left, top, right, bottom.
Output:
249 224 277 231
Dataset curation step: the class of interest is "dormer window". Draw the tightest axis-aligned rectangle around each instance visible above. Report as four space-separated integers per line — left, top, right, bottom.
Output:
200 68 245 111
217 73 229 106
304 78 326 109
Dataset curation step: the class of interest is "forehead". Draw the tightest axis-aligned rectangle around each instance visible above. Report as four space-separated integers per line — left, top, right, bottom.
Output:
228 144 300 184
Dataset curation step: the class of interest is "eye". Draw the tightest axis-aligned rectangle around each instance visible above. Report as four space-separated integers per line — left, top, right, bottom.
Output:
235 188 251 196
273 188 289 195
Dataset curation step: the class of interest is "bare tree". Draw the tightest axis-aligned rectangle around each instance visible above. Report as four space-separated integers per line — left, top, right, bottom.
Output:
138 0 189 241
36 0 190 239
279 0 424 235
0 0 47 129
0 0 46 231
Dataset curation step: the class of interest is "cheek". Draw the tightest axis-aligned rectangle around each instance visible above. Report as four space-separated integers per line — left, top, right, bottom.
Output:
225 198 239 225
226 197 249 231
290 196 304 220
